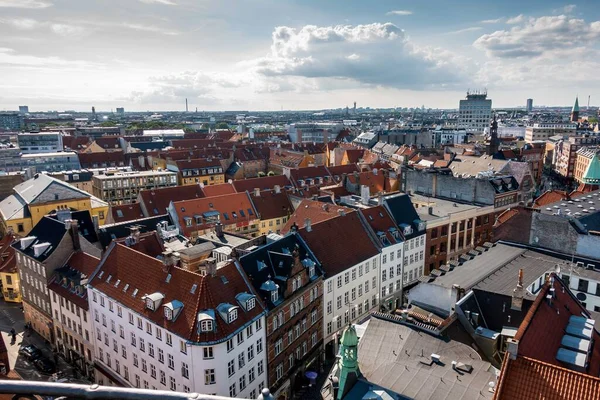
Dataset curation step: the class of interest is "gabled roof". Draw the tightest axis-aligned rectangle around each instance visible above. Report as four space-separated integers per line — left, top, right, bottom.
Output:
12 173 90 205
326 164 360 176
200 182 236 197
138 185 205 217
533 190 569 208
359 206 404 246
171 192 258 236
110 203 145 224
382 194 424 239
78 151 126 167
494 356 600 400
114 231 165 258
174 158 223 171
91 243 264 343
281 198 354 234
289 166 332 185
297 210 379 276
232 175 292 193
515 275 600 377
98 215 170 249
250 190 293 222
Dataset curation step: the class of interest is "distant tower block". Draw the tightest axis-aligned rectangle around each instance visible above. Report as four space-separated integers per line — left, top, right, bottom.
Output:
185 98 188 112
571 96 580 122
92 106 97 121
353 101 357 113
526 98 533 112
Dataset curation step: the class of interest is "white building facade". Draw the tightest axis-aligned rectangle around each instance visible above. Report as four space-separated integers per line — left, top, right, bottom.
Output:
323 255 380 348
458 92 492 134
402 234 426 287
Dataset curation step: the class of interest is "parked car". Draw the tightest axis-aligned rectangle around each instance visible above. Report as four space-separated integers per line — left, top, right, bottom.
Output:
19 345 42 361
33 357 56 374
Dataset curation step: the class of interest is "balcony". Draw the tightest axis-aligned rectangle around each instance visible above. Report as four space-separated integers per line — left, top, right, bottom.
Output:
0 381 274 400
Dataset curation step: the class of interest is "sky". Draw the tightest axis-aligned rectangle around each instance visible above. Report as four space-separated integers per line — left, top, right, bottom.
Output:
0 0 599 112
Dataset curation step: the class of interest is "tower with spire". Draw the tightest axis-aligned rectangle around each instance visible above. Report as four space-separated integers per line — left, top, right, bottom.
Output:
335 324 360 399
487 114 499 156
571 96 580 122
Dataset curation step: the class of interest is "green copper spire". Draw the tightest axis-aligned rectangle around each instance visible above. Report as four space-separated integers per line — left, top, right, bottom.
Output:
573 96 580 113
337 324 360 399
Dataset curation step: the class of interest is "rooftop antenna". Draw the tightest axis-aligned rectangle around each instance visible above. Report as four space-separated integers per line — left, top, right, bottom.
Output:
588 95 591 110
185 98 188 113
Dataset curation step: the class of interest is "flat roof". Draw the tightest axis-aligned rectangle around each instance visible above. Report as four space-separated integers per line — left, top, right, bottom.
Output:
539 190 600 220
92 170 176 179
411 193 482 221
21 151 77 158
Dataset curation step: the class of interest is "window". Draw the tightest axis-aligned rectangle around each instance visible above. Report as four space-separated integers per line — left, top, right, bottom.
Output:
345 271 349 284
276 363 283 380
121 345 127 359
327 280 333 293
249 367 256 383
578 279 589 293
203 347 214 359
182 362 189 379
204 368 215 385
148 343 154 357
327 301 332 314
256 319 262 331
146 322 152 334
275 338 282 355
257 338 263 354
337 276 342 288
239 375 246 391
237 331 244 345
166 333 172 346
158 349 164 363
142 359 147 373
229 383 236 397
238 353 245 371
180 340 187 354
131 332 136 346
200 319 213 332
168 354 174 370
133 353 138 367
228 360 235 377
337 296 342 309
119 325 124 339
169 377 176 391
258 360 264 375
128 313 134 325
124 366 129 381
227 339 234 353
228 308 238 323
246 324 253 338
351 287 356 301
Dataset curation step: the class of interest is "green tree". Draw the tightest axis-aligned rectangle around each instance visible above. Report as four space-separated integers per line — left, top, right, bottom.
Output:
215 122 229 129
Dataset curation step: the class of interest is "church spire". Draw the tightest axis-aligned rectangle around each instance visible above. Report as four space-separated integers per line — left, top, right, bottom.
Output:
571 96 580 122
336 324 360 399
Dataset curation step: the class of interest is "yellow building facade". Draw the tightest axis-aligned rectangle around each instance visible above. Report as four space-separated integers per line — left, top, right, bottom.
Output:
0 234 20 303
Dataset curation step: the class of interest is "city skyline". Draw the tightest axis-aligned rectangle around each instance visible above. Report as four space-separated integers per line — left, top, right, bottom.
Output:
1 0 599 111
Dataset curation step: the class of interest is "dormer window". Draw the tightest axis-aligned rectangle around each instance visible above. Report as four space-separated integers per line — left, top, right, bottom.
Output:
247 298 255 310
236 292 256 311
197 310 216 333
200 319 213 332
145 292 164 311
309 265 315 277
146 297 155 310
271 290 279 303
164 307 173 320
164 300 184 322
228 308 238 323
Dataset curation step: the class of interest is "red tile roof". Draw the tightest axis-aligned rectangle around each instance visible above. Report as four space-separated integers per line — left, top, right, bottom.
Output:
200 183 236 197
110 203 145 223
347 171 386 195
515 275 600 377
326 164 360 177
91 243 264 342
171 139 219 149
175 158 223 171
494 208 520 225
63 135 92 151
359 206 404 245
138 185 205 216
249 190 293 221
344 149 365 163
114 231 165 258
494 356 600 400
289 166 332 183
94 136 121 150
282 199 354 234
533 190 568 208
0 234 16 274
232 175 292 193
171 192 257 236
297 211 379 277
269 149 305 168
78 151 126 168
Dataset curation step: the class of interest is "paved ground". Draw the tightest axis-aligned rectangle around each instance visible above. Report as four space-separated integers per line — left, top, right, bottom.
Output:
0 299 88 384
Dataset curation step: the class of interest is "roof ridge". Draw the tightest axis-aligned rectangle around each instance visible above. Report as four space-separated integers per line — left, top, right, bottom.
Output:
514 281 550 341
521 355 600 381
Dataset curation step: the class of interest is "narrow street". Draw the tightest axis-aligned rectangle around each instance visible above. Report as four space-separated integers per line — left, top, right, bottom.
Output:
0 300 89 384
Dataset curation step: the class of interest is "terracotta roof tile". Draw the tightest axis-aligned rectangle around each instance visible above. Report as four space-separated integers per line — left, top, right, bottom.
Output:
289 166 332 185
297 211 379 277
326 164 360 177
171 192 257 236
91 244 264 342
359 205 404 245
249 190 293 221
533 190 568 208
48 252 100 310
138 185 205 216
78 151 126 168
495 208 520 225
114 231 165 258
232 175 292 193
347 171 386 195
281 199 354 234
494 356 600 400
200 182 237 197
515 276 600 377
170 139 219 149
110 203 145 223
175 158 223 170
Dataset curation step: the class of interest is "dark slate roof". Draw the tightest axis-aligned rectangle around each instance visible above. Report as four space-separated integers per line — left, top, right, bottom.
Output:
382 193 424 239
239 232 322 310
48 210 98 244
12 216 68 262
579 212 600 232
98 214 170 248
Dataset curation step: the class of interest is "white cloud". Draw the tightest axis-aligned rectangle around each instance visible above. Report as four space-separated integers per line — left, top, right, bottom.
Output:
51 24 85 36
386 10 412 16
481 18 503 24
474 15 600 58
139 0 176 5
254 23 471 91
0 18 37 30
563 4 576 13
449 27 482 34
120 23 179 35
506 14 525 24
0 47 99 69
0 0 51 8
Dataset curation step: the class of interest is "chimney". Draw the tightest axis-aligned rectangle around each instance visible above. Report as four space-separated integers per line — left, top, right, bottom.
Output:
290 222 299 232
274 185 281 194
162 249 173 273
304 218 312 232
215 221 224 238
378 192 384 206
506 338 519 360
511 269 524 311
428 206 434 215
254 188 260 197
66 219 80 251
128 226 140 245
206 257 217 277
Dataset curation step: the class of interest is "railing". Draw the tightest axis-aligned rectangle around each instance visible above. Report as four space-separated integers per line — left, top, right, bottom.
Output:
0 381 274 400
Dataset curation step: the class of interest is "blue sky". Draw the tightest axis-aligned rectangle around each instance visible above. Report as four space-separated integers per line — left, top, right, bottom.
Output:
0 0 598 111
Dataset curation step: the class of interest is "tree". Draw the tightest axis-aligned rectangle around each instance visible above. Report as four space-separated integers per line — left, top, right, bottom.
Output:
267 171 275 176
215 122 229 129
